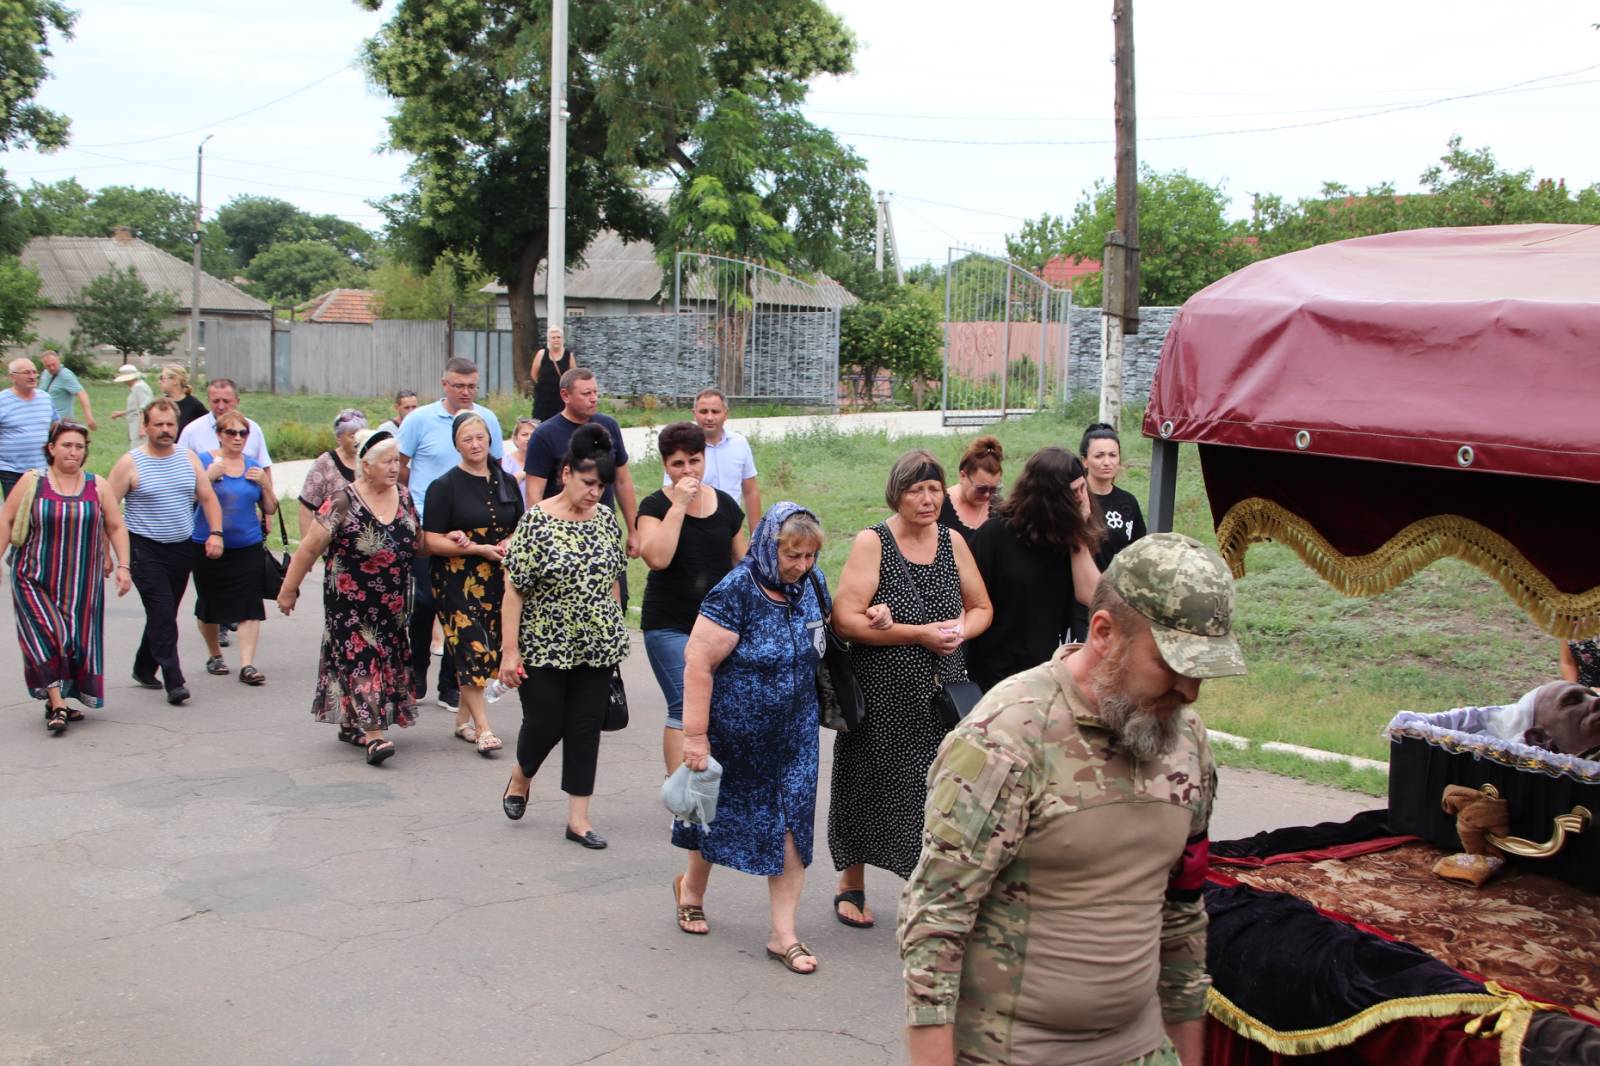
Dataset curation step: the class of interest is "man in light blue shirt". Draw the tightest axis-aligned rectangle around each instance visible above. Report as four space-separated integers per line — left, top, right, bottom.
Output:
663 387 762 534
39 350 97 428
396 357 503 711
0 357 55 498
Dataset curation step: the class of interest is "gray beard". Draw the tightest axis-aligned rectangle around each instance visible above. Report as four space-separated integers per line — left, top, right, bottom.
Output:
1096 690 1183 761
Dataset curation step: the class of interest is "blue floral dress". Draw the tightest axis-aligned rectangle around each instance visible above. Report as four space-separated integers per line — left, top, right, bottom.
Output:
671 564 826 875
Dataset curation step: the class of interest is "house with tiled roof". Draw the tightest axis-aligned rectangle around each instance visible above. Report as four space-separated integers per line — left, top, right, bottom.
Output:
17 228 269 360
296 288 379 325
1041 255 1101 289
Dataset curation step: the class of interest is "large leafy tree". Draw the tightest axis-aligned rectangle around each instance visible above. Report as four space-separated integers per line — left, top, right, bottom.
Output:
0 0 75 151
214 195 376 270
360 0 860 390
72 266 185 357
0 255 43 345
1008 168 1255 307
369 251 493 320
244 239 367 305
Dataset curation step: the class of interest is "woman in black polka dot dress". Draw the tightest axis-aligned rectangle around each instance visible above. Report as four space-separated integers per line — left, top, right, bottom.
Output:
826 450 994 928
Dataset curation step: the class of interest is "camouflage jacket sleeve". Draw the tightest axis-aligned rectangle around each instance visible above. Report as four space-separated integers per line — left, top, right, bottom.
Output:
898 720 1033 1027
1158 715 1217 1022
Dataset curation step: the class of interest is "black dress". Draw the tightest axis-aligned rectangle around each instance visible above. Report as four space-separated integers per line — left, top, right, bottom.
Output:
1072 484 1148 641
937 492 995 547
530 348 576 422
174 393 207 433
966 517 1073 692
422 466 525 687
828 523 968 879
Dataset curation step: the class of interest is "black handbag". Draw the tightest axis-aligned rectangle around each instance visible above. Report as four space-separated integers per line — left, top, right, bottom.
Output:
806 569 866 732
261 506 290 600
602 666 628 731
883 525 982 731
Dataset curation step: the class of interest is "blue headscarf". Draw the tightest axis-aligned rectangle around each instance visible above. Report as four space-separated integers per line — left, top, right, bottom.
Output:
745 500 817 603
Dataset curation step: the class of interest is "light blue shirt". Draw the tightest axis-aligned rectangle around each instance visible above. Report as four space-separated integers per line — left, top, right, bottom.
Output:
40 365 83 420
0 388 54 473
395 400 503 520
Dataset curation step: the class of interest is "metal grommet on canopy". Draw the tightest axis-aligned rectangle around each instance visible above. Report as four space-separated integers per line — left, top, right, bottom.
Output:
1159 419 1174 439
1294 430 1312 450
1457 445 1475 467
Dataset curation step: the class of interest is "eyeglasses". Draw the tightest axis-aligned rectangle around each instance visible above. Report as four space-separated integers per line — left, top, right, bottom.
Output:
219 428 249 439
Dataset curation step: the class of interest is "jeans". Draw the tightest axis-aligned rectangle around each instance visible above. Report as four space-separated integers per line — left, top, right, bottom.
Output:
130 533 194 692
515 664 612 796
408 555 458 700
642 628 689 729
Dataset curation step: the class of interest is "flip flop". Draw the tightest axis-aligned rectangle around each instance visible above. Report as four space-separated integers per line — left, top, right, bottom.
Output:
673 874 709 935
834 890 875 929
765 942 818 975
364 738 395 766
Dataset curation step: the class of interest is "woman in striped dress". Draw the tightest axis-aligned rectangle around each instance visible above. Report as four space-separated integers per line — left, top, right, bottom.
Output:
2 421 133 733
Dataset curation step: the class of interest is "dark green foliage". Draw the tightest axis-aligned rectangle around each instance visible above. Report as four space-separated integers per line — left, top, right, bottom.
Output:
0 255 43 345
72 266 185 357
244 240 367 305
0 0 75 151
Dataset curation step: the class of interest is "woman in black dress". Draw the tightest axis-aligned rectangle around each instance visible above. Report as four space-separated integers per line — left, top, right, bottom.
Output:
159 365 207 433
423 412 525 755
529 326 576 422
938 435 1003 545
827 449 993 928
965 447 1103 692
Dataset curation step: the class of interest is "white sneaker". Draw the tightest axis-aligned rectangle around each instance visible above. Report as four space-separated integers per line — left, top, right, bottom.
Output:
436 695 459 712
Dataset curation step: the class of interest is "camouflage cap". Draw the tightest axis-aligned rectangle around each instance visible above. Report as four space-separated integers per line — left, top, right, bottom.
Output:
1103 532 1246 679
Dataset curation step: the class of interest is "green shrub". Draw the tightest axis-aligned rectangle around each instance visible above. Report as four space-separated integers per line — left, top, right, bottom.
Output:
270 421 335 461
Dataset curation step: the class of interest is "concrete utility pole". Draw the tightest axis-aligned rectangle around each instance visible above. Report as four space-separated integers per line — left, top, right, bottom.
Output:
1100 0 1139 430
875 190 887 274
883 194 905 286
190 134 213 380
546 0 569 342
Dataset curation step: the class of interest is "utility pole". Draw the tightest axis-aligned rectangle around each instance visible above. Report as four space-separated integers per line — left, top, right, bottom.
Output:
883 194 905 286
1100 0 1139 430
875 190 887 275
545 0 569 354
190 133 213 380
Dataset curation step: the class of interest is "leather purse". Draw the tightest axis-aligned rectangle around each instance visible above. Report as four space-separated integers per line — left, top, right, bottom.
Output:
602 666 629 731
806 569 866 732
261 506 291 599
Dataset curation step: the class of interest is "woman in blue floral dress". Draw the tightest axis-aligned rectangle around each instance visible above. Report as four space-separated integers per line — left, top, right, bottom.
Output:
676 501 827 974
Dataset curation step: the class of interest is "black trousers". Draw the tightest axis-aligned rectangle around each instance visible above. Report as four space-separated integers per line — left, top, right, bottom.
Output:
407 555 457 700
516 665 611 796
0 468 21 499
130 533 194 691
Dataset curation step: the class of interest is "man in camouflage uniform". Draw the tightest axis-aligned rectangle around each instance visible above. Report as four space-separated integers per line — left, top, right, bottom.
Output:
899 533 1246 1066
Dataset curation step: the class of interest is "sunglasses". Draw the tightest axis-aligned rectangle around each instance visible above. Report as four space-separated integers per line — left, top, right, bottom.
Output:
219 428 250 439
969 483 1002 499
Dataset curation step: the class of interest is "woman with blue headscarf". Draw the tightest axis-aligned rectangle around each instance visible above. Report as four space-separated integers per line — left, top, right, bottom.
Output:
675 502 827 975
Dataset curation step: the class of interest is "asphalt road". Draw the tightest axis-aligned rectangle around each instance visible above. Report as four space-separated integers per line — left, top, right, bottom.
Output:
0 569 1375 1065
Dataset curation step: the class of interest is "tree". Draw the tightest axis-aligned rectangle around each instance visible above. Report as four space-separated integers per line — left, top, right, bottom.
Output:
243 240 367 305
1004 213 1072 275
214 195 376 270
361 0 859 390
0 256 43 345
369 251 494 319
839 286 942 407
73 266 184 357
19 179 236 276
0 1 75 151
0 170 29 255
1007 168 1256 306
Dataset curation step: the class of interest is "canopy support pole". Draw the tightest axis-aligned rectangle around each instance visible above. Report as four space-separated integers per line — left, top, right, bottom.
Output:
1149 438 1179 533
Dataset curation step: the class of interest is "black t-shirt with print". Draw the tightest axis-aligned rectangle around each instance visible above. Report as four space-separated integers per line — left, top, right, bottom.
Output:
1091 484 1147 571
638 488 744 633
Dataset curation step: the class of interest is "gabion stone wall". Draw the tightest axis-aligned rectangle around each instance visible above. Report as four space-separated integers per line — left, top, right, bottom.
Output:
1065 305 1178 406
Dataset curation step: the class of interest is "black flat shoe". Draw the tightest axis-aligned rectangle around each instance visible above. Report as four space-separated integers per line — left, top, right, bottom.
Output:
565 827 607 850
166 686 190 705
131 672 162 690
502 778 527 821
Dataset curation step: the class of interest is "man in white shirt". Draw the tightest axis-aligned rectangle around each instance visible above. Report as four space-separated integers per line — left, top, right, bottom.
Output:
376 388 419 437
177 378 272 468
663 387 761 533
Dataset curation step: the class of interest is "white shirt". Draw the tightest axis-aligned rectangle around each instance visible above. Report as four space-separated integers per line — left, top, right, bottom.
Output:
662 429 758 497
178 412 273 467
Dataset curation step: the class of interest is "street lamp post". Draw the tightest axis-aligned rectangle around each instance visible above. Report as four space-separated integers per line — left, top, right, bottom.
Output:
190 134 214 380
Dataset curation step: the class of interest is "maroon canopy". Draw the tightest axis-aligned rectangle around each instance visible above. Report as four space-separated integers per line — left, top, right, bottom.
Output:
1142 224 1600 636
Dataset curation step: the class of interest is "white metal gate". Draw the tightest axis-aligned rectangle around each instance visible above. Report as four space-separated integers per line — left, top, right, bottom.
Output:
940 249 1071 427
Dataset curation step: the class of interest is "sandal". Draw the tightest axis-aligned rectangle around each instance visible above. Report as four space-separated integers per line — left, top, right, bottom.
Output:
337 724 369 747
673 874 709 935
205 656 230 676
45 706 68 734
765 942 818 975
834 890 875 929
66 707 85 721
364 737 395 766
239 666 265 686
453 722 478 743
475 730 502 756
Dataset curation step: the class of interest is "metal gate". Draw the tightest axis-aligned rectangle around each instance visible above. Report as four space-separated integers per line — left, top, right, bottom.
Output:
940 249 1071 427
673 252 845 407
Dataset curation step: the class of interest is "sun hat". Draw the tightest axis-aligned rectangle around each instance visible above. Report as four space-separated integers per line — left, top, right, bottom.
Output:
113 364 143 383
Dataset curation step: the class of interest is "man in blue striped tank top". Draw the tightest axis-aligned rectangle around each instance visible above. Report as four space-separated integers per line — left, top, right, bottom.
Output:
108 400 223 705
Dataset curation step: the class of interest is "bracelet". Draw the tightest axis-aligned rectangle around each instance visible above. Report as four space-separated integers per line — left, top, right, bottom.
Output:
115 564 130 571
207 531 223 539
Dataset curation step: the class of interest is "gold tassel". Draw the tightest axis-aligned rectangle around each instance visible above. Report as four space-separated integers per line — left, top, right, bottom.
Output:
1215 498 1600 639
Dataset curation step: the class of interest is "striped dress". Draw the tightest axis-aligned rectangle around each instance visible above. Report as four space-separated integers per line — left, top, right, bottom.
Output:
10 472 107 707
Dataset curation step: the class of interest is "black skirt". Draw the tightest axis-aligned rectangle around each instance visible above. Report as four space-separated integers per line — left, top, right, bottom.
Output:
192 542 267 624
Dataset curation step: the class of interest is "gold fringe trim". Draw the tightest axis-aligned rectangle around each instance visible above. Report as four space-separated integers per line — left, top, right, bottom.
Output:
1205 984 1548 1057
1215 498 1600 639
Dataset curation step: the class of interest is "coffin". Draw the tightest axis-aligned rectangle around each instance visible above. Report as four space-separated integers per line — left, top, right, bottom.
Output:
1386 706 1600 892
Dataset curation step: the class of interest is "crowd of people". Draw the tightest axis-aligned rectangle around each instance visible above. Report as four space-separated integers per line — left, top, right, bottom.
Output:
4 335 1286 1065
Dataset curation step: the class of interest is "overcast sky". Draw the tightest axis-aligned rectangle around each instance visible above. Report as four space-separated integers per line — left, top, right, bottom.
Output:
6 0 1598 270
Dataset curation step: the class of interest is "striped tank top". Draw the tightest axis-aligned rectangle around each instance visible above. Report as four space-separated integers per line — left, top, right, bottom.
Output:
125 449 197 542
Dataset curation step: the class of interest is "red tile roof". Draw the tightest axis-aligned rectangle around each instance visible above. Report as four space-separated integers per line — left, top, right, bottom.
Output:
1041 256 1100 288
297 289 379 324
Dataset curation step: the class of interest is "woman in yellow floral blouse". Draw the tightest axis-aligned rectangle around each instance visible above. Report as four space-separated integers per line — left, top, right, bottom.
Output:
423 412 525 755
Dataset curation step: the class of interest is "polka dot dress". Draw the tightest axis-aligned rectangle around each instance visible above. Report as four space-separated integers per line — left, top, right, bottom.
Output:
828 522 968 879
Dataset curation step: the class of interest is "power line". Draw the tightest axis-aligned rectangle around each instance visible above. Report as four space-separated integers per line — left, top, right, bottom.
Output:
892 194 1028 221
71 65 359 149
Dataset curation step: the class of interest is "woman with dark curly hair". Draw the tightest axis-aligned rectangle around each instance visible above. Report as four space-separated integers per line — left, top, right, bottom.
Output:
964 446 1103 693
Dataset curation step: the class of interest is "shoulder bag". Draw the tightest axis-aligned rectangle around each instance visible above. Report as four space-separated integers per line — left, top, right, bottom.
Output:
9 469 41 550
602 665 629 731
807 568 866 732
261 504 291 600
883 526 984 731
